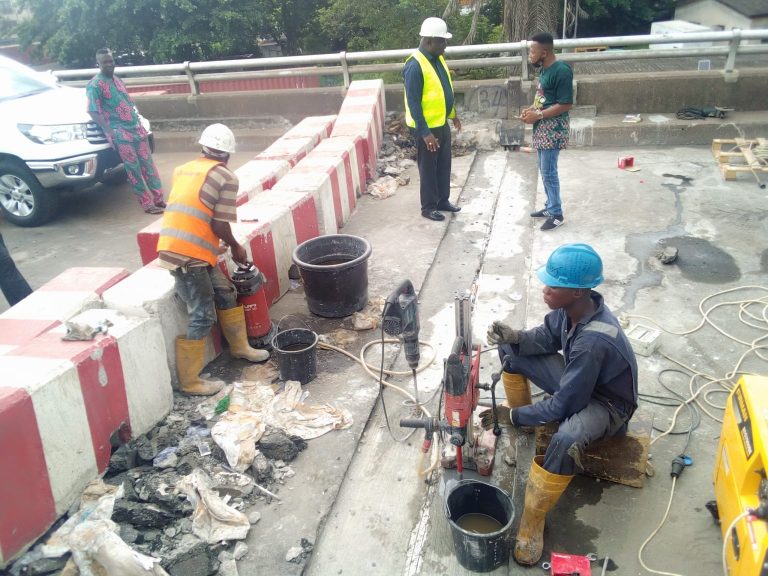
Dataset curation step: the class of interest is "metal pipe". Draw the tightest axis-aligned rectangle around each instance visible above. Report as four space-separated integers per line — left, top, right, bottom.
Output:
50 29 768 92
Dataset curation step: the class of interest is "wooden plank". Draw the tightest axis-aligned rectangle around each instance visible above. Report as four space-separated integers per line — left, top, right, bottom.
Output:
534 408 653 488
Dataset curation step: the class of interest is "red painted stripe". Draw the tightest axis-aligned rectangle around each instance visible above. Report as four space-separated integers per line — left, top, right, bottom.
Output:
328 170 343 227
0 387 56 561
137 219 164 266
0 318 60 347
38 268 130 294
73 337 131 472
248 233 279 305
291 197 319 245
340 151 357 207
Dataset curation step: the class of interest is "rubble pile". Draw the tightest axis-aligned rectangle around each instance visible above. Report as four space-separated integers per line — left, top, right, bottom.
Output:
370 112 502 196
7 376 315 576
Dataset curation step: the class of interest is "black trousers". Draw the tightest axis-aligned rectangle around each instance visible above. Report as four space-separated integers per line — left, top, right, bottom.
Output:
414 123 451 212
0 232 32 306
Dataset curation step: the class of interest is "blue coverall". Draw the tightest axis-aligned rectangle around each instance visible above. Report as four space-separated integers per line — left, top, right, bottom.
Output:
499 291 638 474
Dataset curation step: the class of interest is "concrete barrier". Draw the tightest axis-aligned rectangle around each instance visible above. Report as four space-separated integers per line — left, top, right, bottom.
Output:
234 159 291 206
0 267 130 356
309 136 366 200
291 151 356 227
331 79 385 181
0 308 172 567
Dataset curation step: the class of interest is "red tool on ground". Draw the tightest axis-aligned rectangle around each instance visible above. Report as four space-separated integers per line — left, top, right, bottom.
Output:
231 264 276 348
542 552 594 575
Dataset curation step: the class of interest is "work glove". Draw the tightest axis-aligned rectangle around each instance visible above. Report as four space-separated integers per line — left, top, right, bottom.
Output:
486 321 520 346
478 406 513 430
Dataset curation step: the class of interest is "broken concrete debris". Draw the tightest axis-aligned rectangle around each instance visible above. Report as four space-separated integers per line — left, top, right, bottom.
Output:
7 376 340 576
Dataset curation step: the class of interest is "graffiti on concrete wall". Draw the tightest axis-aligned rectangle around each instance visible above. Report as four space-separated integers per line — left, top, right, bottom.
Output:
467 85 509 118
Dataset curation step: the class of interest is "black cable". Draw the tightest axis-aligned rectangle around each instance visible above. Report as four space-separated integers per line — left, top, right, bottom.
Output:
377 324 417 443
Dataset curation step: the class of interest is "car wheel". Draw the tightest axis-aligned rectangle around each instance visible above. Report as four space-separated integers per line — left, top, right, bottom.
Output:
0 159 60 227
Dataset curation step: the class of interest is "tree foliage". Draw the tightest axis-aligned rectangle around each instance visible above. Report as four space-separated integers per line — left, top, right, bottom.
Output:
13 0 678 67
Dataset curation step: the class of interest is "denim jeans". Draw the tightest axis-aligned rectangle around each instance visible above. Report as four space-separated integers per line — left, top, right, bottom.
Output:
499 345 626 475
171 265 238 340
537 148 562 217
0 232 32 306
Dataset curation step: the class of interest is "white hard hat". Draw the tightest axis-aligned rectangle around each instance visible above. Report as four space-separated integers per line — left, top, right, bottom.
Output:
419 17 452 39
199 123 236 154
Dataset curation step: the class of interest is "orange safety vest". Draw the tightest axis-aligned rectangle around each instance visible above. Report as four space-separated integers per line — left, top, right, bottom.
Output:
157 157 222 266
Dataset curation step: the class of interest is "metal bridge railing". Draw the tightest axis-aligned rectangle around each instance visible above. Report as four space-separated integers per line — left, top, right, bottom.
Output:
54 29 768 95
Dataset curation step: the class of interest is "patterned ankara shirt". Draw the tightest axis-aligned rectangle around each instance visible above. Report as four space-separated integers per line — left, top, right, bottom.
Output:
86 73 147 139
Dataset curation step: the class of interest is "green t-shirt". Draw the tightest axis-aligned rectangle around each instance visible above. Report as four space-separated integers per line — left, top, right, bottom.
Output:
532 60 573 149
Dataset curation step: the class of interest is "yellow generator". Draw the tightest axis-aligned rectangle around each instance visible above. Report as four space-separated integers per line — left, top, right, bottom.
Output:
714 375 768 575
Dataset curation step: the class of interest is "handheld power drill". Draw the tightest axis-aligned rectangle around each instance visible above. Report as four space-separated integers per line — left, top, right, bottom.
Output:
382 279 420 369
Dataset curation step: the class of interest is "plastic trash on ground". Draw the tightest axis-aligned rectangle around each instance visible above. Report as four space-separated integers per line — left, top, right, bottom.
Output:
211 410 266 472
266 380 353 440
367 175 399 199
43 479 169 575
176 469 251 543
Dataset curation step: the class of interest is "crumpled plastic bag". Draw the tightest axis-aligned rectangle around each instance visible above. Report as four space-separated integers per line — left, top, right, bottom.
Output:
62 319 113 341
265 380 353 440
176 469 251 543
211 410 266 472
350 296 386 331
317 328 358 348
43 479 169 576
367 176 399 199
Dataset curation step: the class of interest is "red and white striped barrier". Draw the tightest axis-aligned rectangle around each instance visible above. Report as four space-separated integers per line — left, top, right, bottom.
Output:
0 308 172 567
291 151 356 228
309 136 366 201
280 115 336 144
331 79 386 181
234 159 291 206
0 267 129 356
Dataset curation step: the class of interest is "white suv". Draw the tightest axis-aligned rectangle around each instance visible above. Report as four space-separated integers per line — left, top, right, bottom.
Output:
0 55 151 226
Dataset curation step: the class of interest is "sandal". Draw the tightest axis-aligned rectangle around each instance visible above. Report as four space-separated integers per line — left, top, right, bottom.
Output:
144 205 164 215
155 201 167 209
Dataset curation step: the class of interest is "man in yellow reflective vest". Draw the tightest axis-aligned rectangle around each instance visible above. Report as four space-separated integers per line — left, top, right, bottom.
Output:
157 124 269 396
403 17 462 222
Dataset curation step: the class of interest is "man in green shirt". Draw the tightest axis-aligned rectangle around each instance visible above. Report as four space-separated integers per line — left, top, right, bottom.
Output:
521 32 573 231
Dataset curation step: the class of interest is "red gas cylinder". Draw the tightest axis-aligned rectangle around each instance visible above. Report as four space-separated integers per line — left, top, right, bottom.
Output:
231 264 276 348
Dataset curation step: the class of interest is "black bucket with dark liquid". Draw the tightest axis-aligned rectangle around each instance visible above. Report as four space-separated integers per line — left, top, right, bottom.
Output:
292 234 372 318
272 328 318 384
445 480 515 572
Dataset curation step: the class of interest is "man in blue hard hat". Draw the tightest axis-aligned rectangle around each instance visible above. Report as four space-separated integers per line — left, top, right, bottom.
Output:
485 243 638 566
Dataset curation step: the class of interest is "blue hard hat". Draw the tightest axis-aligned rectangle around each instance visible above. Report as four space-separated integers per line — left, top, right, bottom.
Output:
536 243 604 288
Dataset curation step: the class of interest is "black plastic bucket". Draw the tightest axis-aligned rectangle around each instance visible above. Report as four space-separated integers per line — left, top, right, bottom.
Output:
272 328 318 384
292 234 372 318
445 480 515 572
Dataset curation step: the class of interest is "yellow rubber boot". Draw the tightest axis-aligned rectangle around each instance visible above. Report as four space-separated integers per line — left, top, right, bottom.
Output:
502 370 532 409
514 455 573 565
216 306 270 363
175 337 225 396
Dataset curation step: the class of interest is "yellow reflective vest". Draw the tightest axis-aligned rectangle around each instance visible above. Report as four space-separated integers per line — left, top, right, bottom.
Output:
404 50 455 129
157 157 222 266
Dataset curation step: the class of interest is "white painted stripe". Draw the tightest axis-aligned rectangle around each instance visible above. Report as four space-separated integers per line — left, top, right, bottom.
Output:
1 291 102 321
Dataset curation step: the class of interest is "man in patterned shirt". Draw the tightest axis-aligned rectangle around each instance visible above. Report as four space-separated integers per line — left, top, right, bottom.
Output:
157 124 269 396
87 48 165 214
521 32 573 231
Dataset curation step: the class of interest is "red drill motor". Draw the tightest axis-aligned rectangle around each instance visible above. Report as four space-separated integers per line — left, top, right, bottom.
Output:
401 336 502 476
231 264 276 349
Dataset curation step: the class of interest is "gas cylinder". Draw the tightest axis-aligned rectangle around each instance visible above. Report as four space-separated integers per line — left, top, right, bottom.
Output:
231 264 275 348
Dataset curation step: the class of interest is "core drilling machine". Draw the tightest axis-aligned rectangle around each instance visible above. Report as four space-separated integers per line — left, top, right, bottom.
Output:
399 289 503 477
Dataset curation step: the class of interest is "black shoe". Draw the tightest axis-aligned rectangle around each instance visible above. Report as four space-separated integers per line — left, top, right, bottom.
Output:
421 210 445 221
436 201 461 213
540 215 564 230
530 208 550 218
